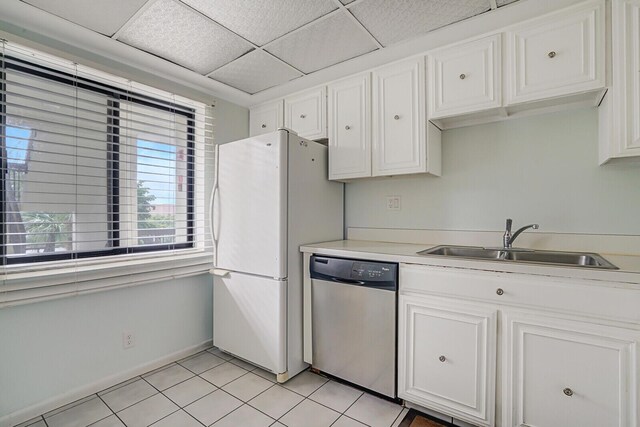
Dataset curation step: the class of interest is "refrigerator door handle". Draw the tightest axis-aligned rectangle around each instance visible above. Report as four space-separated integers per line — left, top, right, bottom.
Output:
210 144 220 265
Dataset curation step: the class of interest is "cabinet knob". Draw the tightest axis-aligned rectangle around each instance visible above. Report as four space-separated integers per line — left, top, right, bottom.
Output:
496 288 504 296
394 115 400 120
261 124 267 128
459 73 466 80
548 51 557 59
300 114 306 119
439 355 446 362
345 125 351 130
563 388 574 397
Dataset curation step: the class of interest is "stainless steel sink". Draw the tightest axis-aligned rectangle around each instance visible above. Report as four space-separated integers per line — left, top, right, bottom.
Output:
417 245 618 270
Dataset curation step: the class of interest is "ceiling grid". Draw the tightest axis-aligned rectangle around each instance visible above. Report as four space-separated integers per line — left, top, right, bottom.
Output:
20 0 523 95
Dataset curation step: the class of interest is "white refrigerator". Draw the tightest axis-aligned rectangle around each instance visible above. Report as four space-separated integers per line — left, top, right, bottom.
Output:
210 129 343 382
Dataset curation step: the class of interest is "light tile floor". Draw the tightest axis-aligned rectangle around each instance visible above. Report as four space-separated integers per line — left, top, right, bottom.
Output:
16 347 409 427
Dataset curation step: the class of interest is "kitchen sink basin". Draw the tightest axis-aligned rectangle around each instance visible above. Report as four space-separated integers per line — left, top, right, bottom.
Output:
417 246 618 270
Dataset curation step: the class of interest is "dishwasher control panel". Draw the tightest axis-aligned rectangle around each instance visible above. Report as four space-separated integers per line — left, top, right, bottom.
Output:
310 255 397 290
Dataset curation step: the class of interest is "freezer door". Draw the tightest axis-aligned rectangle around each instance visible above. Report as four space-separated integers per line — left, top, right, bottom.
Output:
214 272 287 373
213 131 288 278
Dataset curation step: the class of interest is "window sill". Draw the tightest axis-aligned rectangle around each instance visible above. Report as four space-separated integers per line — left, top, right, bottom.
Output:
0 249 213 308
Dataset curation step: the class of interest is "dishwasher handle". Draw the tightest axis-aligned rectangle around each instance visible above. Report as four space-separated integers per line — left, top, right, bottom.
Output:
331 277 365 285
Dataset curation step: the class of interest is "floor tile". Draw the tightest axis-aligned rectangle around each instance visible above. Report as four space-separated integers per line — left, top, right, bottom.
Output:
391 408 410 427
282 371 328 397
143 363 194 391
222 372 273 401
248 385 304 419
88 415 126 426
14 416 45 427
200 362 248 387
45 397 112 427
253 367 277 382
332 416 368 427
149 409 202 427
207 347 234 361
100 379 157 412
212 404 274 427
44 395 96 418
229 358 258 371
309 380 363 413
184 389 242 426
345 394 403 427
164 376 217 407
98 377 141 396
179 351 226 374
117 394 178 427
279 399 340 427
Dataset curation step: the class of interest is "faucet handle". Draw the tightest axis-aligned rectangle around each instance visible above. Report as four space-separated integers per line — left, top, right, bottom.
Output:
505 218 512 232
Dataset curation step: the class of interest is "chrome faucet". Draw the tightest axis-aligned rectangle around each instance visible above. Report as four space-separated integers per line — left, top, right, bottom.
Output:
503 218 539 249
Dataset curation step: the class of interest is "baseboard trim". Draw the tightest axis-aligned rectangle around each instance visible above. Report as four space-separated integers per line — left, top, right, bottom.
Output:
1 340 212 427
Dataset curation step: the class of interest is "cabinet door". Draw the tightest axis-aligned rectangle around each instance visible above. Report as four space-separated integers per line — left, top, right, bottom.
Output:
617 0 640 153
372 58 426 176
429 34 502 119
399 294 497 427
503 312 639 427
328 74 371 180
250 100 283 137
284 87 327 140
505 0 605 105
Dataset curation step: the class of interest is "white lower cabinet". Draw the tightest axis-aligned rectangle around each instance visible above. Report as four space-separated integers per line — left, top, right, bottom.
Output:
503 312 638 427
398 263 640 427
399 294 496 427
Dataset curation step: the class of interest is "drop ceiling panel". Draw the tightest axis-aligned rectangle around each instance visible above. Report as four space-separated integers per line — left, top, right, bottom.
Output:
181 0 337 46
118 0 253 74
349 0 492 47
209 50 303 94
497 0 519 6
21 0 148 36
266 12 378 74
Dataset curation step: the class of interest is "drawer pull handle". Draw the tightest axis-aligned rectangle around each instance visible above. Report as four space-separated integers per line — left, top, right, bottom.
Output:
345 125 351 130
459 73 466 80
439 355 446 362
496 288 504 296
394 115 400 120
261 124 267 128
300 114 306 119
563 388 573 397
548 51 557 59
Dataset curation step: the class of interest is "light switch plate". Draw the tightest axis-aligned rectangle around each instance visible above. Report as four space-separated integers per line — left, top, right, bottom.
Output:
386 195 401 211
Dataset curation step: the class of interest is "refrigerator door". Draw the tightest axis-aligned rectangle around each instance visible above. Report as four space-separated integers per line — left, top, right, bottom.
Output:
214 271 287 373
213 131 288 278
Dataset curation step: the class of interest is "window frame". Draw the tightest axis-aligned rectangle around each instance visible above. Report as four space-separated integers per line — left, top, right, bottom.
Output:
1 55 196 265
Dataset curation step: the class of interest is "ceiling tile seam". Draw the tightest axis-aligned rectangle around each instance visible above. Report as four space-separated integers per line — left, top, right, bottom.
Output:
331 0 383 49
345 0 367 8
489 0 498 9
203 47 306 80
259 8 343 51
111 0 157 39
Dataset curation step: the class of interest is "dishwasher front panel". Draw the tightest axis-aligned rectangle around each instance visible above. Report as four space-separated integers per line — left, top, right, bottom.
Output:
311 277 396 397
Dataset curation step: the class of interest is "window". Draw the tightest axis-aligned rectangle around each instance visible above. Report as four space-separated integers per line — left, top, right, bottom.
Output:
1 51 197 264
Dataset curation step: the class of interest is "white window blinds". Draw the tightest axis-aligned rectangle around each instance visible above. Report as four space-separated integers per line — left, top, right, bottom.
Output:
1 41 210 267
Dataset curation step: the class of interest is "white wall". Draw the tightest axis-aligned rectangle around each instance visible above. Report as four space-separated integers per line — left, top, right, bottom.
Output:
346 108 640 235
0 98 249 421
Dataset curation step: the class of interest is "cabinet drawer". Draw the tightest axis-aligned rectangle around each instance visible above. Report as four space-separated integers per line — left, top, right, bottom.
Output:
428 34 502 119
285 87 326 140
503 312 639 427
505 0 605 104
399 295 496 426
328 74 371 180
250 100 283 137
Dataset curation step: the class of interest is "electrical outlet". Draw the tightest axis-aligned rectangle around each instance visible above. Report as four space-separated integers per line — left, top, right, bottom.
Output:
122 331 135 349
386 196 401 211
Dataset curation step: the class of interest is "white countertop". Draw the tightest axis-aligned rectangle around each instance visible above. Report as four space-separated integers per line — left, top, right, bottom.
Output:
300 240 640 285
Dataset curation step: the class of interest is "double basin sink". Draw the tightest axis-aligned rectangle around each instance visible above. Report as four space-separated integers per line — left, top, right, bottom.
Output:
418 245 618 270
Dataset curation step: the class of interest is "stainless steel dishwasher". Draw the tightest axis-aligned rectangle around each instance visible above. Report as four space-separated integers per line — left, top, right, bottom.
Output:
310 255 398 398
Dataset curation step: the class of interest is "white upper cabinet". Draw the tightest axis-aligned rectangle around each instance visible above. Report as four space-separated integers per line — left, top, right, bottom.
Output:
249 100 283 137
373 57 441 177
503 312 638 427
505 0 605 105
399 294 496 427
328 74 371 180
600 0 640 163
284 87 327 140
428 34 502 121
